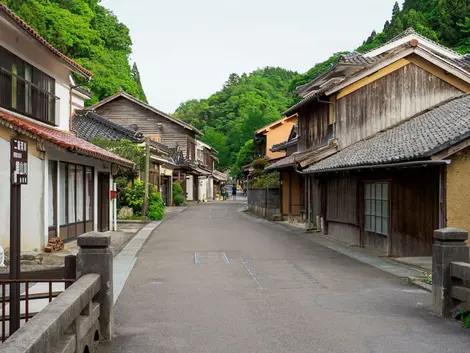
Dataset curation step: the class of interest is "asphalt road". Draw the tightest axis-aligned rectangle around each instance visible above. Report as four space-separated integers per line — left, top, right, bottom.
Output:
99 202 470 353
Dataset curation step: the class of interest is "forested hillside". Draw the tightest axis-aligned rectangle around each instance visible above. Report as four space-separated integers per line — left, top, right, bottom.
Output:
174 68 298 170
4 0 147 104
175 0 470 176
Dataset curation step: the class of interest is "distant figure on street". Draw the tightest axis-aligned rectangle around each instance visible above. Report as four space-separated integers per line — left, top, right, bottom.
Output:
243 186 247 197
232 185 237 200
221 185 226 201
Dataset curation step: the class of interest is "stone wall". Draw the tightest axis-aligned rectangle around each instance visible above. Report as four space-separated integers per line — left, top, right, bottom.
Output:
248 188 280 221
1 232 114 352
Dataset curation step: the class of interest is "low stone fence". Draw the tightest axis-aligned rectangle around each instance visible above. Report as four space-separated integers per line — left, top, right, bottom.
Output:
433 228 470 317
248 188 280 221
1 232 113 353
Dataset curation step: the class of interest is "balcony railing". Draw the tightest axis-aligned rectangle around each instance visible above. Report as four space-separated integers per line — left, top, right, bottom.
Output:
0 67 59 126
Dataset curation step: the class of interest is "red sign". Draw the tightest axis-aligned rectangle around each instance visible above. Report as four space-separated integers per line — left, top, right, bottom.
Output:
110 190 117 199
11 138 28 185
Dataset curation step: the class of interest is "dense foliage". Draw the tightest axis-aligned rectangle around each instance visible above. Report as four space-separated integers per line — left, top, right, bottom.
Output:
4 0 147 104
120 180 164 220
172 183 185 205
92 138 145 187
174 68 298 172
249 158 279 188
357 0 470 54
148 189 165 221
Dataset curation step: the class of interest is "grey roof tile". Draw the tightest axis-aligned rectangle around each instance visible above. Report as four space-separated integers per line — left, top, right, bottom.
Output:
72 110 145 143
304 94 470 173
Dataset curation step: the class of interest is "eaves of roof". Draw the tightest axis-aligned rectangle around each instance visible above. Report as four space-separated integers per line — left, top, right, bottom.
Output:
1 110 133 167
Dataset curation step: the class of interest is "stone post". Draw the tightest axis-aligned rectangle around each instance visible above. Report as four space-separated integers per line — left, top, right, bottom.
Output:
433 228 469 317
76 232 114 340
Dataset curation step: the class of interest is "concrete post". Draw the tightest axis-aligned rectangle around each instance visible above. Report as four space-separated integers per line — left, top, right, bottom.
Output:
432 228 469 317
76 232 114 340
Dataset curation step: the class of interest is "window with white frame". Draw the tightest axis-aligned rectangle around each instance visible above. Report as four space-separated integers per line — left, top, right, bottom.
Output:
364 182 389 235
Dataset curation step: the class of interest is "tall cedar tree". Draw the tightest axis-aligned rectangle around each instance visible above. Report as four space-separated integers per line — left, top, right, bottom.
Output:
131 63 148 103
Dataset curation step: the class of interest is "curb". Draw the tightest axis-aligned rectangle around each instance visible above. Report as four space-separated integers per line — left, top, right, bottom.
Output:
113 220 163 304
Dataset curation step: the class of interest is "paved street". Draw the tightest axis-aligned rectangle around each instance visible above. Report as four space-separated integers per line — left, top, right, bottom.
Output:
100 202 470 353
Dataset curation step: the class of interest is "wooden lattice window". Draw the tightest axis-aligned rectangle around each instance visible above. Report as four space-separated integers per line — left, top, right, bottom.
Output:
364 182 389 235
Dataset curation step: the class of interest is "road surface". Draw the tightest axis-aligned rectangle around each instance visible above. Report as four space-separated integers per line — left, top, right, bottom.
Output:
100 202 470 353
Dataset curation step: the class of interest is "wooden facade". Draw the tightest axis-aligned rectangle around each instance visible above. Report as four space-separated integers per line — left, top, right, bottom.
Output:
336 61 463 149
280 171 304 221
94 96 196 159
298 102 333 151
310 167 439 257
295 49 470 256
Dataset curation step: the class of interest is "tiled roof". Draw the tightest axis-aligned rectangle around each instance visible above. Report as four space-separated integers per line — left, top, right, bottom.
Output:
72 110 145 143
0 3 92 78
0 110 133 167
364 27 462 58
212 170 228 182
340 52 380 65
264 154 297 171
303 94 470 173
283 89 325 116
264 149 313 171
88 90 203 136
271 138 297 152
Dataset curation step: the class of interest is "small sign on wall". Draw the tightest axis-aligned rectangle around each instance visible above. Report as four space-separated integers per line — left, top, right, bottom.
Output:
11 138 28 185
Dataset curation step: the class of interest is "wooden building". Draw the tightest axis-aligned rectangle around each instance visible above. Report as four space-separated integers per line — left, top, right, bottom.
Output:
276 28 470 257
87 90 206 201
254 115 298 161
72 110 176 206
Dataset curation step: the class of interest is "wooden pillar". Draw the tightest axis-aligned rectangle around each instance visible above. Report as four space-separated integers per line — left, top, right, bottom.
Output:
438 165 447 229
320 179 328 234
307 175 312 229
142 138 150 216
288 171 292 222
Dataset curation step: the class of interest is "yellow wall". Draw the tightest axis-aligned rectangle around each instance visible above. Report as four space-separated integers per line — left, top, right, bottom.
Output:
264 118 297 160
447 149 470 240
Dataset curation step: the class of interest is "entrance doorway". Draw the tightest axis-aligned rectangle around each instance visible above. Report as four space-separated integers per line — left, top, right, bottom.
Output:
97 172 110 232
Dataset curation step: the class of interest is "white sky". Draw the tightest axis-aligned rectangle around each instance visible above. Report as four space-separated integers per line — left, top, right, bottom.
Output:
103 0 397 113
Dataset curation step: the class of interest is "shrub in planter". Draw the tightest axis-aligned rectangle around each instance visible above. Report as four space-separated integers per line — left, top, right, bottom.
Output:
174 194 185 206
148 191 165 220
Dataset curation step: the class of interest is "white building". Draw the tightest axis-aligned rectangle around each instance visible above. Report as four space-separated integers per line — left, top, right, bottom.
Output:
0 4 133 251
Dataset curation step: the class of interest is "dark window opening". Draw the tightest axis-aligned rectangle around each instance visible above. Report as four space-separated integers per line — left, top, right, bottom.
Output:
0 45 59 125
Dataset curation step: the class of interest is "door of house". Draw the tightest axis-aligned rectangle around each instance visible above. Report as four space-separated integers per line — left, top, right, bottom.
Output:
193 175 199 201
98 172 110 232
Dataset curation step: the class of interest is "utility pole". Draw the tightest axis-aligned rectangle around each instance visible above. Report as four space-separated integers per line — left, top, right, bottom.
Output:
142 138 150 217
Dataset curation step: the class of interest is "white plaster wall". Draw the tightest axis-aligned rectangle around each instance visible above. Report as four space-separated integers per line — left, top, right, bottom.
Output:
208 177 214 201
186 175 194 201
0 138 44 251
0 17 74 130
199 177 208 202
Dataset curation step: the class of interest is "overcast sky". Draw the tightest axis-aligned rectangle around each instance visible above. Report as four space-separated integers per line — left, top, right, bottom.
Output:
102 0 397 113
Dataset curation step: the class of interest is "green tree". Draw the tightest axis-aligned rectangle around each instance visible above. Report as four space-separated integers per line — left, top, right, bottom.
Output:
131 62 147 103
91 138 145 187
4 0 147 103
174 67 297 172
